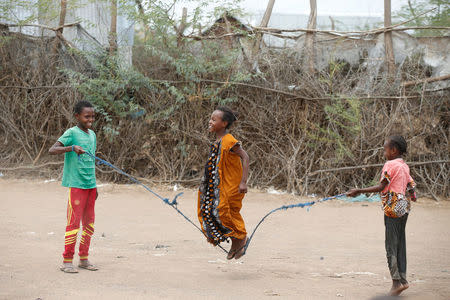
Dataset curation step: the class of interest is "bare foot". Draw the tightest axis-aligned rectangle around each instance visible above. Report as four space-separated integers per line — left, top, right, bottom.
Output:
397 283 409 295
78 260 98 271
60 262 78 273
389 280 407 296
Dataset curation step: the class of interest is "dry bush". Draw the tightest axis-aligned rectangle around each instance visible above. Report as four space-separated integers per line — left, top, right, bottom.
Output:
1 32 448 199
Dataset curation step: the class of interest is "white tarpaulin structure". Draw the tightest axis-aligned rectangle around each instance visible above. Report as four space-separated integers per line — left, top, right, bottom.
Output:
0 0 135 65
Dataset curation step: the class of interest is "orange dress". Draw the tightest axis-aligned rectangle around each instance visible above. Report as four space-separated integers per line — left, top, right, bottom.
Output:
198 133 247 245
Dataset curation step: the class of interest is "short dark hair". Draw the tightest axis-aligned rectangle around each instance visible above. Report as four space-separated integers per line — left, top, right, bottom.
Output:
387 135 407 154
216 106 238 129
74 100 94 114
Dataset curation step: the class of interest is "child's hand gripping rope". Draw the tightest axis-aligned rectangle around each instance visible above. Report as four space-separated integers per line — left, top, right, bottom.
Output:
72 145 85 155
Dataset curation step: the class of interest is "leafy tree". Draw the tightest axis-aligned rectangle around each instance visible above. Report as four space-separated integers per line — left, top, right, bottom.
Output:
393 0 450 36
124 0 253 116
65 0 251 136
2 0 252 137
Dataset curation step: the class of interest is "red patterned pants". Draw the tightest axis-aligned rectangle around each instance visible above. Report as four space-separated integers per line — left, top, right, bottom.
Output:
63 187 96 263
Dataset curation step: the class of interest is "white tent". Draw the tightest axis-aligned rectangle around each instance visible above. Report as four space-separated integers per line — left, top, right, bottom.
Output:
0 0 135 65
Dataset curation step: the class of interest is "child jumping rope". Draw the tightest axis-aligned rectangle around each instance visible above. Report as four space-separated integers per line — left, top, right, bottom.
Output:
49 100 99 273
347 135 416 296
198 106 250 260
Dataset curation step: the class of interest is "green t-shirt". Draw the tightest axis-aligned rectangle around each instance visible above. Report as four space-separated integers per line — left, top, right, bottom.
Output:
58 126 97 189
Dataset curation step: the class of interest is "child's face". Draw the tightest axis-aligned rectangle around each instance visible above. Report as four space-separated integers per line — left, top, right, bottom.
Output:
75 107 95 130
208 110 227 133
383 139 398 160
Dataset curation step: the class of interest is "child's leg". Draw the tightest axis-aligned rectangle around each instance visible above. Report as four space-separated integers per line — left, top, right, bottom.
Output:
384 215 402 281
78 188 96 263
228 197 247 259
62 188 87 264
229 197 247 239
397 214 409 285
385 214 409 295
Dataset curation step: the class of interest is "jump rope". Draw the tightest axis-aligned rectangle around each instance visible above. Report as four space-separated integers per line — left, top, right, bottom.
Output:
84 152 346 255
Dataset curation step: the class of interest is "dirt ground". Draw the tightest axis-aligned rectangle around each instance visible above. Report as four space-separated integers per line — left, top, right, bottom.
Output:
0 178 449 300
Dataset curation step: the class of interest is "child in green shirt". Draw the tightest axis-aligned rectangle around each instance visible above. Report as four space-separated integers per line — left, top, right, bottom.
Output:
49 100 99 273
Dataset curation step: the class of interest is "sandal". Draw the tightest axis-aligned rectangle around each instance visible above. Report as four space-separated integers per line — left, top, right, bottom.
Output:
234 237 248 260
226 249 237 260
60 265 78 273
78 263 98 271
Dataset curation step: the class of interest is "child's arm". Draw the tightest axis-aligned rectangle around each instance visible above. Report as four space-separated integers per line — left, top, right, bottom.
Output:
407 180 417 202
346 178 388 197
49 141 85 155
232 144 249 194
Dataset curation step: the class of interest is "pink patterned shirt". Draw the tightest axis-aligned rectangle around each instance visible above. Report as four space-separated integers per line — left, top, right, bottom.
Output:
381 158 413 194
380 158 416 218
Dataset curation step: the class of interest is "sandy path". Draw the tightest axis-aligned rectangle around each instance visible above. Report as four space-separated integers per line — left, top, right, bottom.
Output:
0 179 449 300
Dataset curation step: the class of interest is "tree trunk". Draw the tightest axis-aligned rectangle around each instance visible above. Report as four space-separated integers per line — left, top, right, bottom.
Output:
52 0 67 55
176 7 188 47
109 0 118 55
305 0 317 74
384 0 396 77
135 0 153 40
135 0 145 16
407 0 420 27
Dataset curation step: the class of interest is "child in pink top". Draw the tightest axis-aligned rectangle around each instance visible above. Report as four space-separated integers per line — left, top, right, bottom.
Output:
347 135 416 296
380 156 416 218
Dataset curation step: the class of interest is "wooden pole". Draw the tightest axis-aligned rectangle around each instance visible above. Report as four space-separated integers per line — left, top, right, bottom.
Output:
223 13 235 48
402 74 450 88
52 0 67 55
109 0 118 55
305 0 317 74
384 0 395 77
329 16 335 31
260 0 275 28
251 0 275 69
